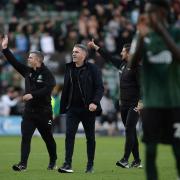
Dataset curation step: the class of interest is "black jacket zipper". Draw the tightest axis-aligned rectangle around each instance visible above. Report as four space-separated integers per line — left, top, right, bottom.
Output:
77 68 87 107
66 68 73 109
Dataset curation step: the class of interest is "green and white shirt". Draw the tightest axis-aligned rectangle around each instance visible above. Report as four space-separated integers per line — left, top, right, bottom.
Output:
138 26 180 108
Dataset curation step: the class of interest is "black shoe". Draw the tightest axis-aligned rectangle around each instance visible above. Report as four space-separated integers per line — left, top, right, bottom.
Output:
47 161 57 170
130 159 143 168
58 163 74 173
85 165 94 173
12 163 27 171
116 158 129 168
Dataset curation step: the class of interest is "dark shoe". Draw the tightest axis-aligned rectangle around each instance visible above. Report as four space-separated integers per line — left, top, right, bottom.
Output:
58 163 74 173
85 166 94 173
116 158 129 168
12 163 27 171
130 159 143 168
47 161 57 170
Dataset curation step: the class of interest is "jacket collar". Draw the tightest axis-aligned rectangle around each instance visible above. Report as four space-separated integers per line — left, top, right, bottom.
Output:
32 63 45 73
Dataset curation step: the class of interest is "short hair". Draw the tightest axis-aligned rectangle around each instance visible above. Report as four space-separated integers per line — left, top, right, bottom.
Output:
123 43 131 52
30 51 44 62
74 44 89 57
148 0 170 10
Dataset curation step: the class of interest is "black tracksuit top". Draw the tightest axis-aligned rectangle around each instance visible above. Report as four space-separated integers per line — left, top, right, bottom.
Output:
98 48 140 107
2 48 55 111
60 61 104 115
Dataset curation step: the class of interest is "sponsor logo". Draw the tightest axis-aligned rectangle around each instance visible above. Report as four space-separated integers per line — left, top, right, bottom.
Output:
37 75 43 82
48 120 52 125
147 50 172 64
119 65 125 74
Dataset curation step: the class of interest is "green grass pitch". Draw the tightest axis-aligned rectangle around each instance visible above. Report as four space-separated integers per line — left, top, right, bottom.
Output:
0 136 177 180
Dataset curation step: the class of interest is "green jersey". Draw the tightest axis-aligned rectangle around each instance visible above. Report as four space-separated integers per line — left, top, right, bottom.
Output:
140 26 180 108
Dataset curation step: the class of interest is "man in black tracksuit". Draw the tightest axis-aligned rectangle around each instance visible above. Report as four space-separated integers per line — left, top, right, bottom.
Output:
1 35 57 171
88 40 142 168
58 44 104 173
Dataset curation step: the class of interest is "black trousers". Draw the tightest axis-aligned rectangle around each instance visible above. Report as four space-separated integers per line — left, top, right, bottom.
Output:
142 108 180 180
65 107 96 166
20 110 57 166
120 105 140 161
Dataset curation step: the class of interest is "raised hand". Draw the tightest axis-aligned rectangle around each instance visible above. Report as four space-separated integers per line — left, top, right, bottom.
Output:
88 39 100 51
2 35 8 49
137 15 150 38
148 13 164 34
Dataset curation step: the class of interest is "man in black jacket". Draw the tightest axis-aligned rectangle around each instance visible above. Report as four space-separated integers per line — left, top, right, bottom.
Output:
58 44 104 173
88 40 142 168
1 35 57 171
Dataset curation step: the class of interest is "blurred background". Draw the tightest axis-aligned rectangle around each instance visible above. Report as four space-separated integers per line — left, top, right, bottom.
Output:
0 0 180 136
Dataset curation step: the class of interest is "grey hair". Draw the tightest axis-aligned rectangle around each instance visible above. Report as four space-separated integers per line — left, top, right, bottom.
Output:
30 51 44 62
74 44 89 58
